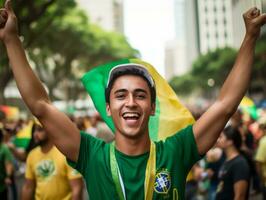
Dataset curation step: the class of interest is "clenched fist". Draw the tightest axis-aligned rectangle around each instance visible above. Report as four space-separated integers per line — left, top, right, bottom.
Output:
0 9 8 28
243 7 266 39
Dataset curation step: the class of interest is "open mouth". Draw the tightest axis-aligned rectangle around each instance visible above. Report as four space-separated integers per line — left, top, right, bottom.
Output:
122 112 141 126
122 112 140 120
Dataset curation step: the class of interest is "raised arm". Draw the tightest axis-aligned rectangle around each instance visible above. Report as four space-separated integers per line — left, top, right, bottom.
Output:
193 7 266 155
0 0 80 161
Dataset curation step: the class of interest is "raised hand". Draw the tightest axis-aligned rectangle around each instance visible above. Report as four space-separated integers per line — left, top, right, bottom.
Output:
0 0 18 43
243 7 266 39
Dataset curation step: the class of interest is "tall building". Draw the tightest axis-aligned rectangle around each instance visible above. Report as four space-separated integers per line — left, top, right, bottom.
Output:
197 0 266 52
197 0 234 53
184 0 200 73
231 0 266 47
164 0 200 80
165 0 266 80
77 0 124 33
164 40 187 80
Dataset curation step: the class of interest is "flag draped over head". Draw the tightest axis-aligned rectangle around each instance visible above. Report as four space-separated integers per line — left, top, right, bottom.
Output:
81 58 194 141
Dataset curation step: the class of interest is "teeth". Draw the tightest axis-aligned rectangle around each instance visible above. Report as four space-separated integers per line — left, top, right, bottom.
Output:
123 112 140 118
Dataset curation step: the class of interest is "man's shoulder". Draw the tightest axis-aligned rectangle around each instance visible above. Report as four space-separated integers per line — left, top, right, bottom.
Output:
27 146 41 158
259 136 266 146
161 124 194 141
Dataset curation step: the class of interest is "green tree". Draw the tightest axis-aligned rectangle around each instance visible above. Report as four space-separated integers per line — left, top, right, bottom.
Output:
170 47 237 97
252 33 266 96
0 0 138 103
169 74 197 96
0 0 77 103
170 33 266 99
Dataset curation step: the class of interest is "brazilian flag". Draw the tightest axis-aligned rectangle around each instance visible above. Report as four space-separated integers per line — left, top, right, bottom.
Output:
13 120 33 149
81 58 194 141
240 96 258 120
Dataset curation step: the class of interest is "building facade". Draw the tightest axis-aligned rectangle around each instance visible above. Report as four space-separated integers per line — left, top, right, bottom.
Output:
77 0 124 33
165 0 266 80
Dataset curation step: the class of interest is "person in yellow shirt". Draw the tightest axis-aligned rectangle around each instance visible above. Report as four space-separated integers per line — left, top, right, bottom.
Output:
255 117 266 200
21 124 83 200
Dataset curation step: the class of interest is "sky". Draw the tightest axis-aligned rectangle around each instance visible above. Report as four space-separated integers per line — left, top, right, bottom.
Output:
124 0 175 77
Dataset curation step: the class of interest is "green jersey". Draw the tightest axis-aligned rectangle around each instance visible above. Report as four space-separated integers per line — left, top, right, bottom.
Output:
68 125 201 200
0 143 13 192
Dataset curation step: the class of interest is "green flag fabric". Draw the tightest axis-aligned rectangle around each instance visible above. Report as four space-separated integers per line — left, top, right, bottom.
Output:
81 58 194 141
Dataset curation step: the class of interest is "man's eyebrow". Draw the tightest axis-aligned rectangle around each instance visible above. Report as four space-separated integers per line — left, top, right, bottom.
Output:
114 89 127 94
134 89 148 94
113 88 148 94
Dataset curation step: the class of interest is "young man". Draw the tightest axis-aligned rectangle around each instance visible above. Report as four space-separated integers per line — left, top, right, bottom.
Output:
21 124 83 200
0 0 265 199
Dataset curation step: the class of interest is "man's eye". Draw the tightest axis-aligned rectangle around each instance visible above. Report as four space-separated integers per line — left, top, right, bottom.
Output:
116 94 125 99
136 94 145 99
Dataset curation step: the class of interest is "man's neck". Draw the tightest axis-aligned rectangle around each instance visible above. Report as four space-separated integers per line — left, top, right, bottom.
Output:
40 140 54 153
114 133 151 156
225 147 239 161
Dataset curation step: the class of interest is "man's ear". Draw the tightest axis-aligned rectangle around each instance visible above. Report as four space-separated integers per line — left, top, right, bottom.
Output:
106 103 111 116
151 103 156 116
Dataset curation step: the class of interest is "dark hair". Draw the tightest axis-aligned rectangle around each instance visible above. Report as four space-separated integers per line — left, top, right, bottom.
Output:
0 129 3 143
25 123 40 153
223 126 242 151
105 65 156 104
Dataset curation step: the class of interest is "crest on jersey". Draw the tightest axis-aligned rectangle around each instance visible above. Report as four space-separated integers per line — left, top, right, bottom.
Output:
154 170 171 194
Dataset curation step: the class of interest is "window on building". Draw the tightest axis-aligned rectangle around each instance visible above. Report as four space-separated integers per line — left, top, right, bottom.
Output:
223 18 227 25
214 6 217 13
222 5 226 12
214 18 218 26
215 32 219 39
224 31 228 39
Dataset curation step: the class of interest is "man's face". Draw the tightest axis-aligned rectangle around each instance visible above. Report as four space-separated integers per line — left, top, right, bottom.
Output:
217 132 231 149
33 126 48 145
106 75 155 139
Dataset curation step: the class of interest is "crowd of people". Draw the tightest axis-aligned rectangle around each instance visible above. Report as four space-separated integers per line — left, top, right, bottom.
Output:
1 105 266 200
0 112 115 200
186 107 266 200
1 0 266 199
1 106 266 199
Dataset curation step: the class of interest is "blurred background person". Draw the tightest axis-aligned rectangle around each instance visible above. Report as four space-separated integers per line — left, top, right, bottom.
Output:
21 124 83 200
0 128 14 200
205 146 225 200
216 126 250 200
255 116 266 200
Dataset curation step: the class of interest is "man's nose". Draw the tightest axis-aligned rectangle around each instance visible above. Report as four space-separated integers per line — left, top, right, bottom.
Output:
125 94 137 107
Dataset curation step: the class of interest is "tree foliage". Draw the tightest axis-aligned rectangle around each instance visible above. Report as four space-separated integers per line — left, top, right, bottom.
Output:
170 34 266 99
170 47 237 97
252 33 266 95
0 0 138 103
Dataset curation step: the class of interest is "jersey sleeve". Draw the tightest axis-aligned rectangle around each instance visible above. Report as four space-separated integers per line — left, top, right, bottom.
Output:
232 157 250 183
66 162 82 180
164 125 202 173
67 131 104 175
25 152 35 180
